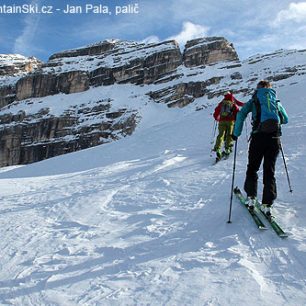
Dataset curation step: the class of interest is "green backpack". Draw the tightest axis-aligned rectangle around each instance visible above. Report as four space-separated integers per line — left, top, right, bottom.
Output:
220 100 234 118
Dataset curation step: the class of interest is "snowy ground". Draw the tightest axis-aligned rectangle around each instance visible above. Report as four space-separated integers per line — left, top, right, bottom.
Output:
0 80 306 305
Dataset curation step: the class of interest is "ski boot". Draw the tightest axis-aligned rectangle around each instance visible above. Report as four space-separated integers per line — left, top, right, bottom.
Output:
245 197 256 211
222 148 231 159
215 150 222 163
261 204 272 219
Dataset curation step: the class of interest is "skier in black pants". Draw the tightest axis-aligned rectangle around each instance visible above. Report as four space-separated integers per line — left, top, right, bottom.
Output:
232 80 288 216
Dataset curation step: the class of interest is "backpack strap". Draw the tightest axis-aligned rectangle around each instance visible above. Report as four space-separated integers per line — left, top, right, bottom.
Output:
252 91 261 131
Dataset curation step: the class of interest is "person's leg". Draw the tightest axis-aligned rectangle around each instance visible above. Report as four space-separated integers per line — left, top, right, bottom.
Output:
244 134 264 198
262 137 280 205
225 121 235 153
214 122 226 154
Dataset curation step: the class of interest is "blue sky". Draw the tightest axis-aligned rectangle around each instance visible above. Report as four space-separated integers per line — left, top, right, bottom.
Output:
1 0 306 61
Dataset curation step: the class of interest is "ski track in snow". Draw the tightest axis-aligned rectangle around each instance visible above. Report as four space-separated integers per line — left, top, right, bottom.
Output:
1 80 306 304
1 144 306 305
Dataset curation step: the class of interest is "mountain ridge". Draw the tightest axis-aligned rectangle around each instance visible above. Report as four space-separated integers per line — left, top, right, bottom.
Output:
0 36 305 167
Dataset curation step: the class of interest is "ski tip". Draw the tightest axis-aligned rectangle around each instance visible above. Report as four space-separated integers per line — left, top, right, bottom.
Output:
279 233 289 238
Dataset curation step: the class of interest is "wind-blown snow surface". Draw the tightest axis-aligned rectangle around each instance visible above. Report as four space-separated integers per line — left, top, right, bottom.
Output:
1 80 306 305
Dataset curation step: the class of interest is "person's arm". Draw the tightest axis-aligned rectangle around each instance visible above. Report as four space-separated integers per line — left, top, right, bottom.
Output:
234 98 244 107
233 103 239 119
213 102 222 121
278 102 288 124
233 100 252 137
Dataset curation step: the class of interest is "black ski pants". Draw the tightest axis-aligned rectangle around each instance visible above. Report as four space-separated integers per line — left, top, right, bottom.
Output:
244 133 280 205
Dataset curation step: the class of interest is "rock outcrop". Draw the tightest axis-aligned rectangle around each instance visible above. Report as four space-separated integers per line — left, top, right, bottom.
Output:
0 85 16 108
148 77 224 108
1 38 237 107
0 55 42 108
183 37 239 67
15 71 90 100
0 100 138 166
0 54 41 76
13 40 182 101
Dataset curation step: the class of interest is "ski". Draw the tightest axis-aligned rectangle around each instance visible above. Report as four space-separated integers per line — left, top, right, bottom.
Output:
233 187 266 230
254 201 288 238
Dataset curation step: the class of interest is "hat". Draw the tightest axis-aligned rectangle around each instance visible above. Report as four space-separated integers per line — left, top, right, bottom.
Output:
224 93 234 102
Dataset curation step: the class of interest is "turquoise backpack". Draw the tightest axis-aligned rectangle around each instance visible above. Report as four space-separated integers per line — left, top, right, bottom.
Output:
253 88 281 134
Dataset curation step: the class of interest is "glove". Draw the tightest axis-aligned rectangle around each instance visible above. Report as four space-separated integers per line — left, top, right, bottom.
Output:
231 134 238 141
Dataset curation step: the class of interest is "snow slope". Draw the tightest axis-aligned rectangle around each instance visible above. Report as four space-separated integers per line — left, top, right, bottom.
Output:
0 58 306 305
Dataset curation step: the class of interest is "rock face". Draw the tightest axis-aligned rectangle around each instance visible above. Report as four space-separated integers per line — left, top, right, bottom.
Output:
13 40 182 101
1 38 235 107
1 40 183 166
146 37 240 108
0 54 41 76
0 85 16 108
183 37 239 67
148 77 224 108
0 55 42 108
48 40 116 60
0 100 138 166
15 71 90 100
2 37 303 167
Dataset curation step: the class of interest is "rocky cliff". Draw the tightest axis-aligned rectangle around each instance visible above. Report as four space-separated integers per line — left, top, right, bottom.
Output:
0 54 41 76
0 54 42 108
1 37 305 167
183 37 238 67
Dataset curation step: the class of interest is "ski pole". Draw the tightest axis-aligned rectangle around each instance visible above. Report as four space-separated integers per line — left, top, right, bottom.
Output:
244 120 248 142
210 120 217 157
211 120 217 144
279 140 293 193
228 139 238 223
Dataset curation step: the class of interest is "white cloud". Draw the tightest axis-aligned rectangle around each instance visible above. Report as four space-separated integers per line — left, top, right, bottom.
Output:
141 35 160 44
13 0 41 55
142 21 209 48
168 21 210 45
273 2 306 25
